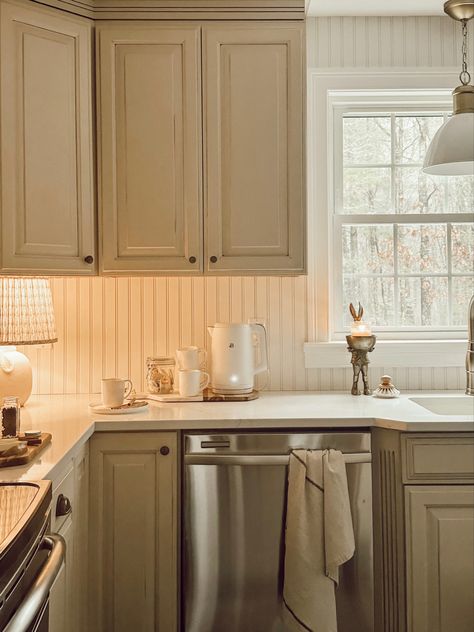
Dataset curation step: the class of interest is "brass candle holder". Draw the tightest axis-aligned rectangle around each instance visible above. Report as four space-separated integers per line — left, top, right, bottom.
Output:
346 303 376 396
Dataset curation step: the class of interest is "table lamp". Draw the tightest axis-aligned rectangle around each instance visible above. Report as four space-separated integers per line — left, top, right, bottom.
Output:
0 278 57 405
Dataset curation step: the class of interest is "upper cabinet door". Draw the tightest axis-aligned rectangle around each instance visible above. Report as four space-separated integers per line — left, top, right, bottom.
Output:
97 23 202 274
0 1 95 275
203 23 305 275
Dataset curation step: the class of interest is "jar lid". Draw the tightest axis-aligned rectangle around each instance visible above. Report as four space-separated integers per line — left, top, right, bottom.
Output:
147 356 175 365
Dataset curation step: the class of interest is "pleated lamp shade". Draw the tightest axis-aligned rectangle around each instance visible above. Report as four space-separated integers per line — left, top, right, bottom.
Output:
0 278 57 346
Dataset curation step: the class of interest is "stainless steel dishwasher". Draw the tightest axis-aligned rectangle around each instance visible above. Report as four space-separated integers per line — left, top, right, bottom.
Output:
183 431 373 632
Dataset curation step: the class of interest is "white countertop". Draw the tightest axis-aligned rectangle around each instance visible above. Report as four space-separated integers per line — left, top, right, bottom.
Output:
1 391 473 483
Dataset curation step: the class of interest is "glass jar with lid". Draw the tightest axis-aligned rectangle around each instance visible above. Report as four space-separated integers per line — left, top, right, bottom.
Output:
146 357 175 394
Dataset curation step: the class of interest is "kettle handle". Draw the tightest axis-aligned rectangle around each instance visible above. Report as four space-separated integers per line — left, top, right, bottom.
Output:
251 323 268 375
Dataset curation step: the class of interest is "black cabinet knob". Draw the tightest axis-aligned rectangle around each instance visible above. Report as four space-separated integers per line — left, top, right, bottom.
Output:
56 494 72 517
189 256 197 264
84 255 94 264
160 446 170 456
210 256 218 263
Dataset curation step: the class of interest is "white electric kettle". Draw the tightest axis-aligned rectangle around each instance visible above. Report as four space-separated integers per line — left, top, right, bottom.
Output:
207 323 268 394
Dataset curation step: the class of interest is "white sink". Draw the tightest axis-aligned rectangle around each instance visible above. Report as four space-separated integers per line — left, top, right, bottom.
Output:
409 396 474 416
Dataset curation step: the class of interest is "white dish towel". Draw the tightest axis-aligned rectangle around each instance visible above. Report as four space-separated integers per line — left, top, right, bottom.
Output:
282 449 355 632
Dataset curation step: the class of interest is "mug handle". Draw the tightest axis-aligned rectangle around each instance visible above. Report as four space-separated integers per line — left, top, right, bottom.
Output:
199 372 210 391
124 379 133 399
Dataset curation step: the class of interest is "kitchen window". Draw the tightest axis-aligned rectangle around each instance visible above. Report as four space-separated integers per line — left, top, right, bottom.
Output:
331 103 474 340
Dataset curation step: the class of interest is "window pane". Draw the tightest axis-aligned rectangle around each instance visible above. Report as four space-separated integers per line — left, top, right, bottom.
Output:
451 223 474 273
394 115 443 164
342 225 394 274
343 167 391 213
447 177 474 212
395 167 445 213
452 277 474 325
398 224 447 274
343 276 395 326
398 277 449 326
343 117 391 164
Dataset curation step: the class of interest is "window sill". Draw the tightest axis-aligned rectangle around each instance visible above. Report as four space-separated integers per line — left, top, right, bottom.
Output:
303 340 467 369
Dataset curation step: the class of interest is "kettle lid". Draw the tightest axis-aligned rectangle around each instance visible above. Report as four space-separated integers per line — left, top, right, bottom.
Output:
212 322 250 329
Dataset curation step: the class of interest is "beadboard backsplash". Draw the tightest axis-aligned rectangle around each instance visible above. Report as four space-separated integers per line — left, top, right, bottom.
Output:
22 276 465 395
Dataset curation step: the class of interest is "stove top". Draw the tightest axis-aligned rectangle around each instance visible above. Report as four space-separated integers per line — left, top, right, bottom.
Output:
0 482 50 554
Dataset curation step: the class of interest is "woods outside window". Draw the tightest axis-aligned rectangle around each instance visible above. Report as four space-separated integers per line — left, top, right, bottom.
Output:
331 100 474 339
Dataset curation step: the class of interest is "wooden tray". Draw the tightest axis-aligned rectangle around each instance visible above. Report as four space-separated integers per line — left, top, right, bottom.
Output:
0 433 52 468
202 389 259 402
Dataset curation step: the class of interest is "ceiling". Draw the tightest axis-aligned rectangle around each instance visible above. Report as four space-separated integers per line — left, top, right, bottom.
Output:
306 0 445 17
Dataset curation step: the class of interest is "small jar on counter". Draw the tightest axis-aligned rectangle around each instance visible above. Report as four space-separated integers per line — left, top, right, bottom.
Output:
146 357 176 394
1 397 20 437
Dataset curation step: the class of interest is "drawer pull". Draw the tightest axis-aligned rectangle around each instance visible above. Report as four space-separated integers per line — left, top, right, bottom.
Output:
84 255 94 264
210 256 218 263
56 494 72 517
189 256 197 264
160 446 170 456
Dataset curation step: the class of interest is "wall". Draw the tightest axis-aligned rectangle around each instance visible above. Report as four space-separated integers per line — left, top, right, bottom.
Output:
26 15 469 395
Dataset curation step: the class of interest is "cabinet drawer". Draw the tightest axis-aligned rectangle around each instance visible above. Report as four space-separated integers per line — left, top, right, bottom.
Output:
402 434 474 484
52 462 74 532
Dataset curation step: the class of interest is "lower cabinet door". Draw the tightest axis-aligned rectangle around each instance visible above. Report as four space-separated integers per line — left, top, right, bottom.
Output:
405 485 474 632
88 432 178 632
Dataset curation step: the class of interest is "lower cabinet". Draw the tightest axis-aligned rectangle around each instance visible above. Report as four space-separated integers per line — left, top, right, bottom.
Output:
88 432 178 632
49 442 89 632
405 486 474 632
373 430 474 632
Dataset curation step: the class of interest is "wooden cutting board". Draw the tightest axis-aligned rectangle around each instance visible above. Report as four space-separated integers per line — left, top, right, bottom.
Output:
0 433 52 468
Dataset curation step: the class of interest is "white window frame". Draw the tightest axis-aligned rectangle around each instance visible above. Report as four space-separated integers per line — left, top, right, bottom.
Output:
304 70 472 369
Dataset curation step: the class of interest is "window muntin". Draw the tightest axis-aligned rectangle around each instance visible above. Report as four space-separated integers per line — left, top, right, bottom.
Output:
333 108 474 336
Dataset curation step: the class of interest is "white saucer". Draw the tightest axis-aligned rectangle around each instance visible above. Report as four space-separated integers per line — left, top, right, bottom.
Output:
89 401 149 415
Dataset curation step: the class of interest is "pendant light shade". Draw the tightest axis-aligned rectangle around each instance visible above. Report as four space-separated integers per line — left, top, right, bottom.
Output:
423 1 474 176
423 112 474 175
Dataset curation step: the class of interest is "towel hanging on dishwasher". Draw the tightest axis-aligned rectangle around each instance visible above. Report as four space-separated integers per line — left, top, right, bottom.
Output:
282 449 355 632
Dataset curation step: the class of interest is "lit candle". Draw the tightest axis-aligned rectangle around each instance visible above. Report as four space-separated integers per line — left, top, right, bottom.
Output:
350 320 372 336
349 302 372 336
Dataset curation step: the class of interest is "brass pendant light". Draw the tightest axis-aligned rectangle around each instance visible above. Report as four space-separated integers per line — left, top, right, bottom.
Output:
423 0 474 175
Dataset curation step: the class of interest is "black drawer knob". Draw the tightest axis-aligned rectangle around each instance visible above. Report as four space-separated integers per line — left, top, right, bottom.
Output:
189 256 197 264
210 256 218 263
84 255 94 264
56 494 72 517
160 446 170 456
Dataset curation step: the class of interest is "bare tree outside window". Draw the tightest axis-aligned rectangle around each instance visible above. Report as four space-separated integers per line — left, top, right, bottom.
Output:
336 112 474 333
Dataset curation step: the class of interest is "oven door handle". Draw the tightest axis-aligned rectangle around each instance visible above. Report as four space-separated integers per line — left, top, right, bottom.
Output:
4 534 66 632
184 452 372 465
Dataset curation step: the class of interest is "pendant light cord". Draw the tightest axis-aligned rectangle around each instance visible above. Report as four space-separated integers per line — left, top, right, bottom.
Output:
460 19 471 85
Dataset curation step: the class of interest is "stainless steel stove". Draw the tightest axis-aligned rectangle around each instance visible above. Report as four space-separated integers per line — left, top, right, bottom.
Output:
0 481 65 632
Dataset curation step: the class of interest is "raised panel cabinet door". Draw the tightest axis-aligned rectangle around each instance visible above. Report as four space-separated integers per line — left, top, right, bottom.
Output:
88 432 178 632
0 0 95 274
203 22 305 274
97 23 202 274
405 485 474 632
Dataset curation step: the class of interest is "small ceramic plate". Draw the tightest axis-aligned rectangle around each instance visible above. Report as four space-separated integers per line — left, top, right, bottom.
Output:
89 401 149 415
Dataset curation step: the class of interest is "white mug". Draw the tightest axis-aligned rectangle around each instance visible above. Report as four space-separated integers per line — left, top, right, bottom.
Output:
178 369 209 397
176 346 206 370
101 378 133 408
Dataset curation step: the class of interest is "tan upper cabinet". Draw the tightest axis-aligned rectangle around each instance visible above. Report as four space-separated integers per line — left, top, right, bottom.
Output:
203 22 305 274
97 23 202 274
97 20 305 276
0 0 95 274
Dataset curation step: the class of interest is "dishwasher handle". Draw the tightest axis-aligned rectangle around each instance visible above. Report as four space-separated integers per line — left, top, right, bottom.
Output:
4 534 66 632
184 452 372 466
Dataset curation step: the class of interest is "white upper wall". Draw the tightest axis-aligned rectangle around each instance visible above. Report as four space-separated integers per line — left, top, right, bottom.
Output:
307 16 474 68
307 0 444 16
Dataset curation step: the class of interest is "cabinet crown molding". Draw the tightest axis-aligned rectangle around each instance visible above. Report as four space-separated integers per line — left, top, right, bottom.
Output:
29 0 305 20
